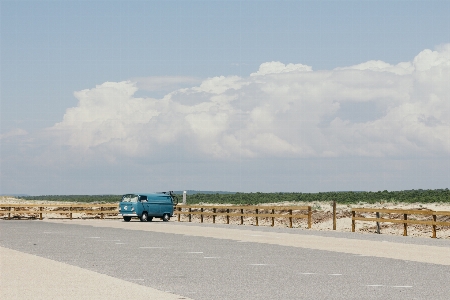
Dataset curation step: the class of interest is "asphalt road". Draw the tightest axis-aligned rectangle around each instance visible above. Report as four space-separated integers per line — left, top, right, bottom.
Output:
1 219 449 299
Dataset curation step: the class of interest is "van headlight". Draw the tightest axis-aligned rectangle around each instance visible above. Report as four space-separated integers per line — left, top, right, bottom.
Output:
131 207 134 211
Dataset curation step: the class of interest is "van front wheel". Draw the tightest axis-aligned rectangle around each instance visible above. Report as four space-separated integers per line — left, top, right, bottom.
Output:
162 213 170 222
123 216 131 222
140 212 148 222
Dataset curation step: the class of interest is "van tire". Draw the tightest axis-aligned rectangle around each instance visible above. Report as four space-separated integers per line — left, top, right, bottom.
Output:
148 217 153 222
140 212 148 222
162 213 170 222
123 216 131 222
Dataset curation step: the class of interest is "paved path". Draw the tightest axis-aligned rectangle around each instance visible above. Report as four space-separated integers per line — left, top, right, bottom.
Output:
1 219 449 299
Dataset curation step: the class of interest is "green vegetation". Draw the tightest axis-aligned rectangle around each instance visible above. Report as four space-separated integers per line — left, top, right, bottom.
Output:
18 195 121 203
18 189 450 204
182 189 450 205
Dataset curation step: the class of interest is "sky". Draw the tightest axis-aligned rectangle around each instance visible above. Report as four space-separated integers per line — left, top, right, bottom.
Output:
1 0 449 195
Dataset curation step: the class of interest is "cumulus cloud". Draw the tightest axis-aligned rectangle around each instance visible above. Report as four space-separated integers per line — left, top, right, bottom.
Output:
0 128 28 140
251 61 312 76
133 76 201 92
48 45 450 161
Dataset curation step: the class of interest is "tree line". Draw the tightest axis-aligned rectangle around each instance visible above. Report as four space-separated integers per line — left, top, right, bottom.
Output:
18 189 450 204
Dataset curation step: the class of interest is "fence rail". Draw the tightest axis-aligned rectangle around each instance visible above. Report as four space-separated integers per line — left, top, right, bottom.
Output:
174 205 312 228
351 208 450 238
0 204 119 220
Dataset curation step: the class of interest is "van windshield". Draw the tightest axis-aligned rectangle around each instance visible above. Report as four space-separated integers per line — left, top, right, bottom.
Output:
122 195 138 202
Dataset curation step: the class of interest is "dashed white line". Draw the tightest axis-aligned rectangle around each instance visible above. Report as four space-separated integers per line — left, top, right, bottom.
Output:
139 247 166 249
393 286 413 288
366 285 384 287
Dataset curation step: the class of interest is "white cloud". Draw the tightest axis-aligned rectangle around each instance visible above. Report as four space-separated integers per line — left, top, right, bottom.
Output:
251 61 312 76
133 76 201 92
48 45 450 161
0 128 28 140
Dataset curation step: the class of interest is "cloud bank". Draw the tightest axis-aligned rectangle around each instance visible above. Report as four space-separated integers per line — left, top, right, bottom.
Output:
49 45 450 162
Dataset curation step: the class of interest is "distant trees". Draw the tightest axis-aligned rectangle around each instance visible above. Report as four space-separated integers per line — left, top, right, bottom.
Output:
18 189 450 204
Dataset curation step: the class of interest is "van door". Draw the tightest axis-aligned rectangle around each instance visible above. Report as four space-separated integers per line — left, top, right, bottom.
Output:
160 196 173 215
137 195 148 216
146 196 160 216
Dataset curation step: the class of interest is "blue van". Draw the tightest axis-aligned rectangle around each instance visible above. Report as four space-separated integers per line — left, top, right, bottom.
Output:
118 193 177 222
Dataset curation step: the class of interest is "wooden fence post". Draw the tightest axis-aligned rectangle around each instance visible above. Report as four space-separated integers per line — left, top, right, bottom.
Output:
226 209 230 224
351 210 355 232
376 212 380 234
101 206 104 219
332 201 336 230
70 206 72 220
255 209 259 226
432 214 437 238
308 206 312 229
213 208 216 224
39 207 43 220
188 207 192 222
289 209 293 228
201 208 204 223
8 207 11 220
177 206 181 222
271 209 275 227
240 209 244 225
403 213 408 236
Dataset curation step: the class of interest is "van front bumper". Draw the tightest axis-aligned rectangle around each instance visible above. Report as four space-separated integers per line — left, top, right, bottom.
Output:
121 213 138 217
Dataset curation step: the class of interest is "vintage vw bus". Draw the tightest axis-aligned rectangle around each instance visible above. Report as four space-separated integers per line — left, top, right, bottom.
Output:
118 193 176 222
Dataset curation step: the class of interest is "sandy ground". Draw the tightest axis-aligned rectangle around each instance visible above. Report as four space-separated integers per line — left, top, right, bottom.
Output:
1 196 450 239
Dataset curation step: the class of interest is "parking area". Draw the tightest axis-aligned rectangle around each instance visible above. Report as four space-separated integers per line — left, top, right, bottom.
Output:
1 220 450 299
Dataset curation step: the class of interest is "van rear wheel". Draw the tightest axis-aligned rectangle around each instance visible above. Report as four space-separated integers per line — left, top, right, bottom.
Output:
123 216 131 222
140 212 148 222
162 213 170 222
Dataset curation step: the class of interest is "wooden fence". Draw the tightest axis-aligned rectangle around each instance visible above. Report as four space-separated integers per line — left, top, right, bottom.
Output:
174 205 312 229
0 204 119 220
352 208 450 238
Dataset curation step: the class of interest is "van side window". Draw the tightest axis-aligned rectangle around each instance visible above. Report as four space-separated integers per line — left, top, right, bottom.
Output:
140 195 148 202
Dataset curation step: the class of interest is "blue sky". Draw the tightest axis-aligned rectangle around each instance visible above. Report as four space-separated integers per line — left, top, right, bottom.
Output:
1 0 449 195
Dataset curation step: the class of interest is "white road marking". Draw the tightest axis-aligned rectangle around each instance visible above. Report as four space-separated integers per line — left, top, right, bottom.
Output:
393 286 413 288
366 285 384 287
139 247 166 249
